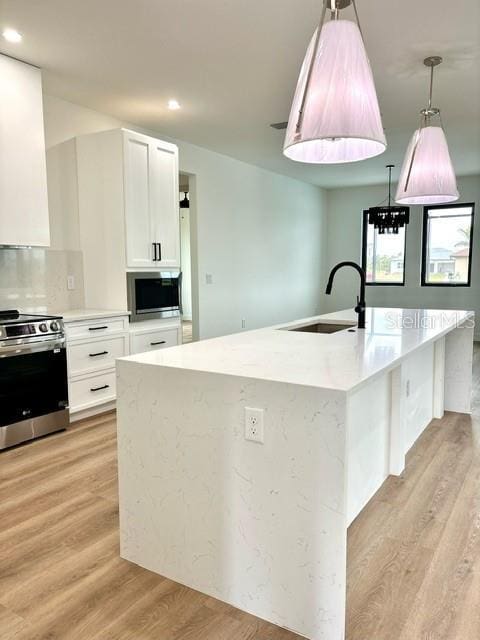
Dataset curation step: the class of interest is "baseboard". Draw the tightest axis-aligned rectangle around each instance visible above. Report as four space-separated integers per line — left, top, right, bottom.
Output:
69 401 116 423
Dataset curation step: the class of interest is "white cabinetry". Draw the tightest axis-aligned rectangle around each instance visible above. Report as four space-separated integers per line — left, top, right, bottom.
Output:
124 131 179 269
65 314 129 418
74 128 180 310
0 54 49 246
129 321 182 356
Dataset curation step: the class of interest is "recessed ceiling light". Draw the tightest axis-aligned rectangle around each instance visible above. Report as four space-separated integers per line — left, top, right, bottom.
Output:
167 99 181 111
2 28 23 43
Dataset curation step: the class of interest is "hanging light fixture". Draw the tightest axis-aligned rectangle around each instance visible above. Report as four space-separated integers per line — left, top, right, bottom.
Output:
283 0 386 164
396 56 459 205
366 165 410 235
179 192 189 209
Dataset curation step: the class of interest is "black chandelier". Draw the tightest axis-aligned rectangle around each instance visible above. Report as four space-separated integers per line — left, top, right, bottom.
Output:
365 165 410 234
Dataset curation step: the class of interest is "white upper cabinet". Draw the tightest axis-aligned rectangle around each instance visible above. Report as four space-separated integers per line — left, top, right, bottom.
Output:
123 131 179 269
0 54 50 246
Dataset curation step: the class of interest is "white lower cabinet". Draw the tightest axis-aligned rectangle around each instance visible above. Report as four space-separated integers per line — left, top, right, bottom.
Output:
69 370 117 413
65 314 129 418
67 335 128 377
129 321 182 356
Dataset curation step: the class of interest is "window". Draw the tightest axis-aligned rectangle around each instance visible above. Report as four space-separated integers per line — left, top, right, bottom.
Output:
362 212 407 285
421 204 475 286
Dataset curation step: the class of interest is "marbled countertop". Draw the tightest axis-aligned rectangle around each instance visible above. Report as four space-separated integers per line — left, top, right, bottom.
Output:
52 308 130 322
120 307 474 392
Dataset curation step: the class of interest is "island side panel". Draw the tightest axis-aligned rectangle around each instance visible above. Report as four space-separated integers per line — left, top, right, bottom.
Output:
346 342 435 525
444 319 474 414
116 360 348 640
346 373 391 526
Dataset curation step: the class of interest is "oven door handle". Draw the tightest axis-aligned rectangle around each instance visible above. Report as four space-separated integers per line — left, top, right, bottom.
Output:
0 337 66 358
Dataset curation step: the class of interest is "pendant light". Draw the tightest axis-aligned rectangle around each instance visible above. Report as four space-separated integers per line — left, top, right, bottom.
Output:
365 165 410 234
396 56 459 205
283 0 386 164
179 192 189 209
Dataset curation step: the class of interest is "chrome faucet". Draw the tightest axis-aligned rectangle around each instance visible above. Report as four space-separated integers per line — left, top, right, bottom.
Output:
325 261 367 329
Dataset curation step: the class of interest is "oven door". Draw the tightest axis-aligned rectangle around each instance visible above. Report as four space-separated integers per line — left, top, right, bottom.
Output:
0 338 69 428
128 272 181 321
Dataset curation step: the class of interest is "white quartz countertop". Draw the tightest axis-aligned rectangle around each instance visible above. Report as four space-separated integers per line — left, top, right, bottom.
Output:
53 308 130 322
120 307 474 392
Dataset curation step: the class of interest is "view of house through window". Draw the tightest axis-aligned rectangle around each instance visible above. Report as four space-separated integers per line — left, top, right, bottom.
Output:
362 212 407 284
422 204 474 286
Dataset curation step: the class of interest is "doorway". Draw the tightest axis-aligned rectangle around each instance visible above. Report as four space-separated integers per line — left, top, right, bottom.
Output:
179 173 194 343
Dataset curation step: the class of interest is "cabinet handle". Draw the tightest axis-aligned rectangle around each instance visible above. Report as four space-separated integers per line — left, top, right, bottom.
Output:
89 326 108 331
157 243 162 261
150 340 166 346
90 384 110 392
152 242 158 261
89 351 109 357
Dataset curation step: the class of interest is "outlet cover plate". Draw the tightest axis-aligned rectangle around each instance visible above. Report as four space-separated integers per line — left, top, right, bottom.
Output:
245 407 264 444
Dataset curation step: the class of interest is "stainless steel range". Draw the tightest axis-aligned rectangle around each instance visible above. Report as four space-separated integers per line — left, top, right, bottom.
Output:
0 310 69 449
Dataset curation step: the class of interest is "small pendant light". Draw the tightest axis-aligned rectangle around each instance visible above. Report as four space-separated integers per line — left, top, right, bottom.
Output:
283 0 386 164
179 192 189 209
396 56 459 205
366 165 410 234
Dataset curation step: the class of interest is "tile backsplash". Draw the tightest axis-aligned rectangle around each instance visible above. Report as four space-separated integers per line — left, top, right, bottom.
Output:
0 248 85 313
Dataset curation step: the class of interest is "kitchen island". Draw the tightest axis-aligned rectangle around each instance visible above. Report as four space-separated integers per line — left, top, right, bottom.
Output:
116 307 474 640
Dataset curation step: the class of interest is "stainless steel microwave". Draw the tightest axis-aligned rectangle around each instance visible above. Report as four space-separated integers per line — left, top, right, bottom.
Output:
127 272 182 322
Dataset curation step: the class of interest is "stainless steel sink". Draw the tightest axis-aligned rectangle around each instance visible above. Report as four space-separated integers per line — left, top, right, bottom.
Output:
288 322 356 334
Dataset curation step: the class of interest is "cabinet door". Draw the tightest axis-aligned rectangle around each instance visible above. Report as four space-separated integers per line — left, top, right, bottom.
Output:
0 55 50 246
150 140 180 268
123 132 156 268
130 326 179 355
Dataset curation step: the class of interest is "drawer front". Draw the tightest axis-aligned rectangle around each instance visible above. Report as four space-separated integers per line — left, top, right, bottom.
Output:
69 371 116 413
67 335 128 377
65 316 128 341
130 327 178 355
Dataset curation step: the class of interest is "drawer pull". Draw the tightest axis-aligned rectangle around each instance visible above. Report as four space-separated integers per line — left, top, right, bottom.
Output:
150 340 166 346
90 384 110 392
89 350 109 357
89 326 108 331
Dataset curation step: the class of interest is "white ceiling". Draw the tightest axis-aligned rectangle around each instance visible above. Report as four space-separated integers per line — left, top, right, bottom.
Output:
1 0 479 188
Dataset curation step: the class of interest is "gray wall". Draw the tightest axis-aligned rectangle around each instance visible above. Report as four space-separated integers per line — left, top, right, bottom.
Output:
324 174 480 337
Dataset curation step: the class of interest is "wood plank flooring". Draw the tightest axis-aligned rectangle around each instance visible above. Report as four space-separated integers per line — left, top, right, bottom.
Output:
1 347 480 639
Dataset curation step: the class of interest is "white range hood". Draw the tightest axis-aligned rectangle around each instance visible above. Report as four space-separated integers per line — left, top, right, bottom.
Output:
0 54 50 247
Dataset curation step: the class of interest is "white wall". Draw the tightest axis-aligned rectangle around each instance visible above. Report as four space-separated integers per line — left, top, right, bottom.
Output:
43 95 327 340
324 174 480 336
180 206 192 321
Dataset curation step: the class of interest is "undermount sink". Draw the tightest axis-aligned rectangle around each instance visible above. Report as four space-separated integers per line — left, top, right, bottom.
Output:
288 322 356 334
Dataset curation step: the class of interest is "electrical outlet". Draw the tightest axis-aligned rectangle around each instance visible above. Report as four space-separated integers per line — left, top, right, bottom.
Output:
205 273 213 285
241 318 246 329
67 275 75 291
245 407 264 443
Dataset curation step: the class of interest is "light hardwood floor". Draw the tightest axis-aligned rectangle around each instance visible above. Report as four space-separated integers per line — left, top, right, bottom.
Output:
182 320 193 344
1 349 479 639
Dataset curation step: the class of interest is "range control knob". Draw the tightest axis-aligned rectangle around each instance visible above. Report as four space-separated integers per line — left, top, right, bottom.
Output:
50 321 60 332
38 323 48 333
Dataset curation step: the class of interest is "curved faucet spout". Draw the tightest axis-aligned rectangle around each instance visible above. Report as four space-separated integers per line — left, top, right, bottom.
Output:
325 261 367 329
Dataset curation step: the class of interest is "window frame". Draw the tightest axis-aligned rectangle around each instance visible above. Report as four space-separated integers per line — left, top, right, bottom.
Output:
361 210 407 287
421 203 475 288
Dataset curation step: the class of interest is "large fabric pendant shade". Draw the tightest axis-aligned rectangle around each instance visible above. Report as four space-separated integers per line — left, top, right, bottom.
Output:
283 19 386 164
395 126 459 205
